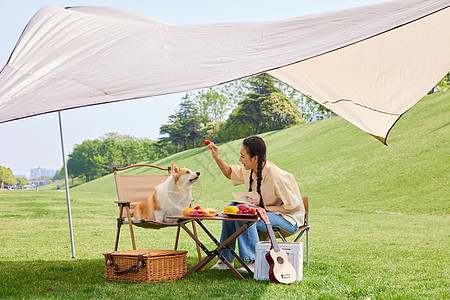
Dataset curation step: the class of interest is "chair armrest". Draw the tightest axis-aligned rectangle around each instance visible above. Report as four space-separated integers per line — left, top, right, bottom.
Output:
115 200 131 205
296 225 310 232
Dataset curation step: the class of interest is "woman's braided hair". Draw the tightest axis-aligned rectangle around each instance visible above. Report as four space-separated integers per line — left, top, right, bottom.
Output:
242 136 266 207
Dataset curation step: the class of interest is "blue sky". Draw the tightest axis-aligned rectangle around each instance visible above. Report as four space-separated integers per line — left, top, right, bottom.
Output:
0 0 382 176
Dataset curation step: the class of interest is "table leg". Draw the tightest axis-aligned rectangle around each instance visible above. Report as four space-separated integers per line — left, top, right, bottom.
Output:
196 220 252 274
177 219 255 280
177 220 203 251
191 221 202 260
214 222 255 274
182 255 216 278
177 220 218 278
218 251 245 280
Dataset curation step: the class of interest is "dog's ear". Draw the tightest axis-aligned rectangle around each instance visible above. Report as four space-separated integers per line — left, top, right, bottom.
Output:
171 162 180 175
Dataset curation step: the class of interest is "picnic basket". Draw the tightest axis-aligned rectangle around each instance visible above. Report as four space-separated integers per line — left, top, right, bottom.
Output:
104 249 188 282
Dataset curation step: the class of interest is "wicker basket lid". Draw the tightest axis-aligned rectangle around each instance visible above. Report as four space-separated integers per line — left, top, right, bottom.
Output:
103 249 188 258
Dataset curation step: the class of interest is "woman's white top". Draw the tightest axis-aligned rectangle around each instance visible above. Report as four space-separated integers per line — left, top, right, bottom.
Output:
230 161 305 226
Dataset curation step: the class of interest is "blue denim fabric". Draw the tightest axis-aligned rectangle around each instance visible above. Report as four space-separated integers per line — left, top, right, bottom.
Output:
218 205 298 261
255 211 298 234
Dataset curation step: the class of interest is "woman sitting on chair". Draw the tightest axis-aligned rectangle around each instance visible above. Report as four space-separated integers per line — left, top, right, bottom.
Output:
207 135 305 273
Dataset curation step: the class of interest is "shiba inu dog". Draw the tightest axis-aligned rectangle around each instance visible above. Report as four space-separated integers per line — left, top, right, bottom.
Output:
134 163 200 223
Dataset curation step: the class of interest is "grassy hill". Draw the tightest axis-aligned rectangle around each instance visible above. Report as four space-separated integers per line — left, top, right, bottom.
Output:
74 89 449 216
1 90 448 299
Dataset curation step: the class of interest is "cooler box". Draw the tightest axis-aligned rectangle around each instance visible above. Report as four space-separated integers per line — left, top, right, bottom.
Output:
254 241 303 281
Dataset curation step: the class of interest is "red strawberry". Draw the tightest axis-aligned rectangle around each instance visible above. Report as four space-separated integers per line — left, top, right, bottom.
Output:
194 206 201 210
204 140 211 145
238 204 249 210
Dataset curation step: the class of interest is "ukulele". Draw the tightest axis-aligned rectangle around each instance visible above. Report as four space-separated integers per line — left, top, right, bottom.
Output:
256 207 297 284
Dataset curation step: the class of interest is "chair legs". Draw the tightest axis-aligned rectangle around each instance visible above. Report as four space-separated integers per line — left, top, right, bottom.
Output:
306 228 309 268
275 230 288 242
115 204 202 262
115 204 136 251
126 206 137 250
293 230 306 242
114 204 136 251
114 205 124 251
266 227 309 268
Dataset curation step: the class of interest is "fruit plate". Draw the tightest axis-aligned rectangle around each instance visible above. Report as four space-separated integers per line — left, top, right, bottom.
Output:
204 212 218 217
223 212 258 218
182 212 218 217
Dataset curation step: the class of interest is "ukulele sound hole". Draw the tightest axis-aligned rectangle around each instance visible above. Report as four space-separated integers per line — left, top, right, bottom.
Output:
277 257 284 264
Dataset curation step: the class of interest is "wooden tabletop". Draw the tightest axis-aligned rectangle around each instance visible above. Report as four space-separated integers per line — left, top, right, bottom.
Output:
167 213 259 222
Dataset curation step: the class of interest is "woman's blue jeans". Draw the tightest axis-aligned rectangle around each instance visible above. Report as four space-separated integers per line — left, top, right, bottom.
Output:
218 205 299 262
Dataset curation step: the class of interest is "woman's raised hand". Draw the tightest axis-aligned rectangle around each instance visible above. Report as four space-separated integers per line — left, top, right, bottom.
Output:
207 141 219 159
206 140 232 179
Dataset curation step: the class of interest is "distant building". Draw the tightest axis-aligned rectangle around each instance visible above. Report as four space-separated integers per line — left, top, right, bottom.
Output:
307 113 327 123
30 167 56 179
29 180 49 187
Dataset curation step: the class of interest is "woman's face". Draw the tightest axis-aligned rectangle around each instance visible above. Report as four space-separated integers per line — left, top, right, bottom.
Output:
239 144 258 170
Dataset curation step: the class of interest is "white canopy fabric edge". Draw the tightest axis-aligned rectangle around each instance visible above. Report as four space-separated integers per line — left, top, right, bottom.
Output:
269 4 450 143
0 0 449 144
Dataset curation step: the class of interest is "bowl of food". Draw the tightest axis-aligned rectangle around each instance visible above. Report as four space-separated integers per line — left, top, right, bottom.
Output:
223 204 257 218
182 206 217 217
203 207 217 217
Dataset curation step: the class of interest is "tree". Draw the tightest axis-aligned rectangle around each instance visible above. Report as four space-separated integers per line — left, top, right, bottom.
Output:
179 95 203 148
140 138 174 161
192 88 235 123
16 177 29 187
67 139 103 182
52 169 62 181
159 94 204 150
100 133 124 173
223 74 300 139
429 72 450 93
273 77 334 121
159 112 186 152
225 74 277 136
260 92 300 131
120 138 144 166
0 166 17 187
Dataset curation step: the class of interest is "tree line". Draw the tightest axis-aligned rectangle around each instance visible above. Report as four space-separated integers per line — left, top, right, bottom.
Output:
0 166 28 188
63 72 449 183
160 71 450 151
65 133 174 182
159 73 327 151
64 74 316 182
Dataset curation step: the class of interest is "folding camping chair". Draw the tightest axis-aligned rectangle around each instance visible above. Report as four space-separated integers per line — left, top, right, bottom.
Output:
113 164 201 260
258 196 310 267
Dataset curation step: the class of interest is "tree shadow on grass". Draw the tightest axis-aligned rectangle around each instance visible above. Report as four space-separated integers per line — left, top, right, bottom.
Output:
0 258 270 299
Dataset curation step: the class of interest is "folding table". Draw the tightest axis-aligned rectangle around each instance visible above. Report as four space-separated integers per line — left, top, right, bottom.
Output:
167 213 259 280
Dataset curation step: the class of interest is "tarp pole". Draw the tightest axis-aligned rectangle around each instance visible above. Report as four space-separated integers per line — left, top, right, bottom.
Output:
58 111 76 258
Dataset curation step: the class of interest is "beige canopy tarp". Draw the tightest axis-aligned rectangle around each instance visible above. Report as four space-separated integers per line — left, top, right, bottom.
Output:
0 0 449 143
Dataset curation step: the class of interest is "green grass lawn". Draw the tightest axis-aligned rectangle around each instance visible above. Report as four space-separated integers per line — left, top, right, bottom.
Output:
0 90 448 299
